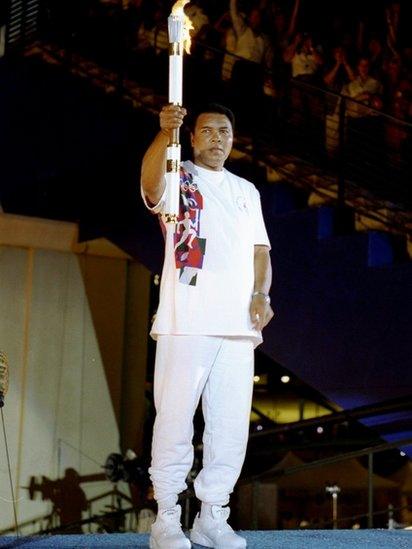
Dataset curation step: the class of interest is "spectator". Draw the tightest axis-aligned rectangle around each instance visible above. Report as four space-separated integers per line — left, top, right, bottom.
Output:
136 4 168 56
266 0 301 99
385 1 401 57
283 31 325 159
342 55 385 188
383 56 411 168
324 46 355 158
135 2 168 89
271 0 301 54
323 46 355 93
226 0 273 132
186 1 210 39
383 55 403 112
284 32 323 83
342 56 383 117
185 3 224 106
225 0 272 80
367 36 385 79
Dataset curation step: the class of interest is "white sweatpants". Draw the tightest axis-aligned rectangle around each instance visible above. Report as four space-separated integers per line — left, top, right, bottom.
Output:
149 335 254 508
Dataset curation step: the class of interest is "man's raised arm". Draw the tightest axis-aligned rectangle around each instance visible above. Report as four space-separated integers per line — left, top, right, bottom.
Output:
230 0 246 39
141 105 186 206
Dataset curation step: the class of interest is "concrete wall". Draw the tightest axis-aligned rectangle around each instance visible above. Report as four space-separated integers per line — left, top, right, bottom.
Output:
0 245 128 532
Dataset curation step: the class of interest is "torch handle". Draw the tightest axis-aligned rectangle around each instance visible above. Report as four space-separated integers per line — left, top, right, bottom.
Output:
171 127 180 146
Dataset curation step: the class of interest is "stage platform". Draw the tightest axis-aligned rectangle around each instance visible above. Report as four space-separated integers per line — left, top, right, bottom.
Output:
0 531 411 548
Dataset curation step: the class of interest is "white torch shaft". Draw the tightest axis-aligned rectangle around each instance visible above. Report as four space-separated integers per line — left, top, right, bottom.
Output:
165 11 186 224
169 52 183 106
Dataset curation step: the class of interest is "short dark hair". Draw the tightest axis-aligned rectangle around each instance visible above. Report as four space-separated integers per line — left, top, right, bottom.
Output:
189 103 235 132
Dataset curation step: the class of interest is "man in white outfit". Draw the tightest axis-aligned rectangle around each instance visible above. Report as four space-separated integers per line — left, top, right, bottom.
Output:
141 103 273 549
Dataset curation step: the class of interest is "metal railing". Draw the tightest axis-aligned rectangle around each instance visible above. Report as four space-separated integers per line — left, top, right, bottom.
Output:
244 437 412 530
250 394 412 440
4 0 41 54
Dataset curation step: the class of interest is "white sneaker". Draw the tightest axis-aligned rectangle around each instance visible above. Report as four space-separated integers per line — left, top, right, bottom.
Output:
190 505 247 548
150 505 191 549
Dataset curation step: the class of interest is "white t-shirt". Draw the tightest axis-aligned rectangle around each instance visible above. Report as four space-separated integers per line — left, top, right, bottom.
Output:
342 76 383 98
142 161 271 347
234 27 266 64
291 52 320 78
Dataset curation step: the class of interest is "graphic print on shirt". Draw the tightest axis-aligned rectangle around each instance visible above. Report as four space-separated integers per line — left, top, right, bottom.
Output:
174 168 206 286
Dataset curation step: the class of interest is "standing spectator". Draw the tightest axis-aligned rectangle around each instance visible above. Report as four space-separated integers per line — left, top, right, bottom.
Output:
271 0 301 55
367 36 385 79
186 1 210 39
135 2 168 89
227 0 272 131
264 0 301 99
342 55 385 188
323 46 355 93
385 1 401 57
342 56 383 116
224 0 272 81
284 32 325 159
229 0 268 66
323 46 355 158
382 56 410 169
284 32 323 83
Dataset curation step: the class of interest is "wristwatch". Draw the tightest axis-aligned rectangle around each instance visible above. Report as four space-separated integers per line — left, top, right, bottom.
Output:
252 291 271 304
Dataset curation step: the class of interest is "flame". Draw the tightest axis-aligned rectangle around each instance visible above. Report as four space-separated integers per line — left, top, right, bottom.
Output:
171 0 194 54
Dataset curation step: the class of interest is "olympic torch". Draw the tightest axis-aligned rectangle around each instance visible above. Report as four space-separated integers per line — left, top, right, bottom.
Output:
165 0 192 224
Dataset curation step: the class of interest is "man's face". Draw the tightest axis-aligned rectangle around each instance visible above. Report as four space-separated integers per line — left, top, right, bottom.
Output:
191 112 233 171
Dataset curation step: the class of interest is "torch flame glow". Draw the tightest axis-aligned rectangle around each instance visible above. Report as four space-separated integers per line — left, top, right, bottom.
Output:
171 0 194 53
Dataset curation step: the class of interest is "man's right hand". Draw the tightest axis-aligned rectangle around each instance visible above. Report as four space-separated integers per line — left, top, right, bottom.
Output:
160 105 187 141
141 105 187 205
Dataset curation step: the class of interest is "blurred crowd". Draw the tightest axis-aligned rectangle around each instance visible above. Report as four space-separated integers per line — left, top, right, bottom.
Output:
43 1 412 119
41 0 412 176
114 0 412 122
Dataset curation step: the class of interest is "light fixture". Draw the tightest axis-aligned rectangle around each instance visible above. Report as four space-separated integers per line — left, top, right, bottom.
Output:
256 425 263 431
317 426 324 434
400 451 406 457
253 375 260 383
280 375 290 384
